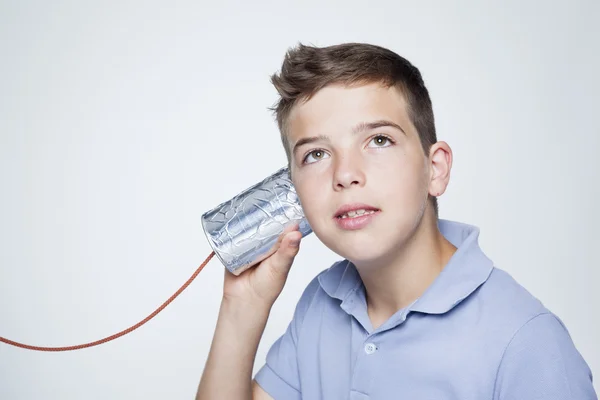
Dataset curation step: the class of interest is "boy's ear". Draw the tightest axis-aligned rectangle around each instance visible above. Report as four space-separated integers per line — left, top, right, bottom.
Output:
428 141 453 197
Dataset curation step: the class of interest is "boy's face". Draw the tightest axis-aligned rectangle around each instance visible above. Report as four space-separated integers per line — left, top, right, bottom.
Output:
288 82 446 265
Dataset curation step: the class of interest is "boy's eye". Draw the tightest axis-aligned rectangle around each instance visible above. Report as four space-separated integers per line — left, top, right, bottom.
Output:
303 150 330 164
367 135 394 148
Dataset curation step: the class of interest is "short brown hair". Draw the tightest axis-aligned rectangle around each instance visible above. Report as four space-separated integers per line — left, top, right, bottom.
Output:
270 42 439 215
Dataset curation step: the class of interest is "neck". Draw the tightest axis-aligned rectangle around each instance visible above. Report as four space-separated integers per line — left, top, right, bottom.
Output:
354 212 457 329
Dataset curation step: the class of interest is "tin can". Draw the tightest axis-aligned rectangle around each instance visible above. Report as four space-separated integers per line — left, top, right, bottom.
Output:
201 167 312 275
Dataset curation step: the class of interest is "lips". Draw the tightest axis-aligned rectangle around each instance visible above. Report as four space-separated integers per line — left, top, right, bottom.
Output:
334 203 380 219
333 203 382 232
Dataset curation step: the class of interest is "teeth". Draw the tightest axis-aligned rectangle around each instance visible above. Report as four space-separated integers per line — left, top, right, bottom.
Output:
339 209 376 219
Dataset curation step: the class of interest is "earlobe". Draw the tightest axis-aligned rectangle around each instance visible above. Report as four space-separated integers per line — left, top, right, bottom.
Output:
428 141 453 197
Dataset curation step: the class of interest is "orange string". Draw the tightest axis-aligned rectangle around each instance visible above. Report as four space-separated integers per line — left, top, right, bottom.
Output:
0 251 215 351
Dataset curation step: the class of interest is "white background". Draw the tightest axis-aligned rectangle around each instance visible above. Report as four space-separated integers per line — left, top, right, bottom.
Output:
1 1 598 398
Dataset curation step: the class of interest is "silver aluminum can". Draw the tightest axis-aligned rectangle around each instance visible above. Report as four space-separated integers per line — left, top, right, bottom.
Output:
201 167 312 275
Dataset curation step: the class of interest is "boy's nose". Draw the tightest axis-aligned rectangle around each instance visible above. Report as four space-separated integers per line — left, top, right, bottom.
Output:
332 157 366 190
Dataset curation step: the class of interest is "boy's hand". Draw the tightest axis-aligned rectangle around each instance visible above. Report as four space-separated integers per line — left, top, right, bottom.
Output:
222 223 303 307
197 224 302 400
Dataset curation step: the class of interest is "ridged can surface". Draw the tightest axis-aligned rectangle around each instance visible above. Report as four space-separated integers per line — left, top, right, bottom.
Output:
201 167 312 275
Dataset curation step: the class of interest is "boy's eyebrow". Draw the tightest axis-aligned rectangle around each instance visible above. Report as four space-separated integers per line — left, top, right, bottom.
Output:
292 119 406 156
352 120 406 136
292 134 331 157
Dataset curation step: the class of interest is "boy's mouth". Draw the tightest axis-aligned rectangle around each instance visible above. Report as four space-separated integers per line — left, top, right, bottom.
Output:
334 203 380 219
337 209 378 219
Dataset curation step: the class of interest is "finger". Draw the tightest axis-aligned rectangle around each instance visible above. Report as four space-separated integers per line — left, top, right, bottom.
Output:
267 230 303 275
270 222 300 250
281 222 300 237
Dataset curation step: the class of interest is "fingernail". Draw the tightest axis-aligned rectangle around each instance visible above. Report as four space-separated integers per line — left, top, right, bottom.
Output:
289 240 300 247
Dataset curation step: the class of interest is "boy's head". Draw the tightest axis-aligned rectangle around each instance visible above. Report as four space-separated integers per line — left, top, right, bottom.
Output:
270 43 452 264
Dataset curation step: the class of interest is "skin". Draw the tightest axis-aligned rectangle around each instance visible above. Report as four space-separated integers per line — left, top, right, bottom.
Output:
197 82 456 400
288 82 457 329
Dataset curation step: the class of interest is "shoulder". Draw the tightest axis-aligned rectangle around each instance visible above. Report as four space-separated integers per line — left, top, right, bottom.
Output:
476 266 549 328
464 267 595 397
475 266 590 364
493 312 596 398
458 265 559 357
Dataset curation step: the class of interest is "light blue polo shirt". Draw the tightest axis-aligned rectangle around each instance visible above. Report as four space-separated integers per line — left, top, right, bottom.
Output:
254 220 596 399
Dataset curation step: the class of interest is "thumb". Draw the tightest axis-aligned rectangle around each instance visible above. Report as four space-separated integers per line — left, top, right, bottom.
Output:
267 231 302 275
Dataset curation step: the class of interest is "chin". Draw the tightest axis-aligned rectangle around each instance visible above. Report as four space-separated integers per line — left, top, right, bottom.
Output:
340 250 386 267
317 229 396 265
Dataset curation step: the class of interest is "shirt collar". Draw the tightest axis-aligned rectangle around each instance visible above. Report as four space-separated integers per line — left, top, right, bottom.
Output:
318 258 361 302
318 219 495 315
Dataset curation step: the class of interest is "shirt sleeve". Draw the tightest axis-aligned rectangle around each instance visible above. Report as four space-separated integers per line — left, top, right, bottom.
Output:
254 273 323 400
494 312 597 400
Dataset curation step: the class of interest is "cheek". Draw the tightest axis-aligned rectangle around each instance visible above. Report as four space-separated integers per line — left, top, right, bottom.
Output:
295 178 327 220
373 152 428 204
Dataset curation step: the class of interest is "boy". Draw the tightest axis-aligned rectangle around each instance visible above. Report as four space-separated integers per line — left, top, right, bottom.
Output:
196 43 596 399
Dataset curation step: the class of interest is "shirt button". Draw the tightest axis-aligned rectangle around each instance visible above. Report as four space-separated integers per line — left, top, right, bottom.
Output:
364 342 377 354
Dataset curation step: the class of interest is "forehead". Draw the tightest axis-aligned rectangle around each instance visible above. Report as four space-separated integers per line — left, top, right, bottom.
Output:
287 82 413 140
